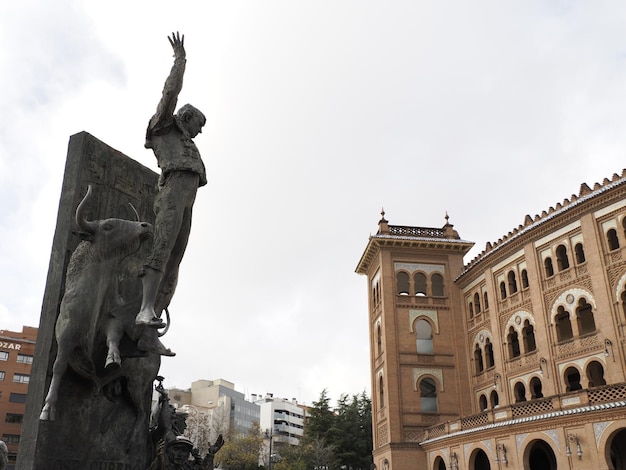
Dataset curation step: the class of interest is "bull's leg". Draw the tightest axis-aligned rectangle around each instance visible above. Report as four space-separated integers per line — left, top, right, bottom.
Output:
39 347 69 421
105 319 123 369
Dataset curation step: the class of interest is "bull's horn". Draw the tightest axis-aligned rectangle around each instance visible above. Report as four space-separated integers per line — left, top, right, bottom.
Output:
75 185 97 234
128 203 140 222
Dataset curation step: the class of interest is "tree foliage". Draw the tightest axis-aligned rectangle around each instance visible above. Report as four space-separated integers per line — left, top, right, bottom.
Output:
276 389 373 470
216 421 264 470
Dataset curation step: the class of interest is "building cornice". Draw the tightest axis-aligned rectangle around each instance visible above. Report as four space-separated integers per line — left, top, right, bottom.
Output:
457 170 626 282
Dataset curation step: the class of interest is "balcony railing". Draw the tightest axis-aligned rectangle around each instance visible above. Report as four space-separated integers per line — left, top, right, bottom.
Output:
421 382 626 443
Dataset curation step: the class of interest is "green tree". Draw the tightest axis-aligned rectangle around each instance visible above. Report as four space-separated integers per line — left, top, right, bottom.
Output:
216 421 264 470
301 390 373 470
304 389 335 443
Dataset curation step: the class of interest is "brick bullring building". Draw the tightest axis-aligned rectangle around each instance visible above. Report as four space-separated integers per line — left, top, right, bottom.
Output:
357 171 626 470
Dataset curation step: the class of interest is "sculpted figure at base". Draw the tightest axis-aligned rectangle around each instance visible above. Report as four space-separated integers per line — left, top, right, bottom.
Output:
136 32 206 357
148 377 224 469
40 186 153 421
0 440 7 470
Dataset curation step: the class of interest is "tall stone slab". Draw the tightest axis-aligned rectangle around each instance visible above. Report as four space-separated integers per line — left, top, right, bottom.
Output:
18 132 160 469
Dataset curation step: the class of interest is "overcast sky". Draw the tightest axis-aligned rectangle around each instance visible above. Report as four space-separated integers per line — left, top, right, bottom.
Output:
3 1 626 406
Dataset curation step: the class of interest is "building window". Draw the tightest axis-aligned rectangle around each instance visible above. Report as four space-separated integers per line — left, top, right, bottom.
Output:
9 393 26 404
514 382 527 403
379 376 384 409
507 271 518 294
565 367 582 392
0 371 5 381
521 269 529 289
507 326 521 359
474 344 484 374
522 320 536 353
415 320 433 354
556 307 574 342
13 374 29 384
556 244 570 271
376 324 382 355
530 377 543 399
468 302 474 319
396 272 409 295
483 292 489 310
5 413 23 424
0 352 8 361
485 339 495 368
608 228 620 251
586 361 607 388
414 272 427 296
474 293 481 314
575 243 586 264
419 378 438 413
16 354 33 364
576 298 596 335
479 394 488 411
431 273 444 297
544 257 554 277
1 434 19 444
500 281 507 300
490 390 499 408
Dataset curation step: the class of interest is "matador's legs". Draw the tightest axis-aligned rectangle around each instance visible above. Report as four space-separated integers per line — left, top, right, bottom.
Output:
136 171 198 356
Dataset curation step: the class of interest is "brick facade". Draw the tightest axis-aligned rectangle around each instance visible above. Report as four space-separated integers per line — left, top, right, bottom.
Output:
357 172 626 470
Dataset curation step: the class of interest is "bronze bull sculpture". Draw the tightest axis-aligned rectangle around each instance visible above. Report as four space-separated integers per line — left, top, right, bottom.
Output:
40 185 153 421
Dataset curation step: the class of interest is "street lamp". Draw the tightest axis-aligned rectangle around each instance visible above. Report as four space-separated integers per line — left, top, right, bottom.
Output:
264 428 274 470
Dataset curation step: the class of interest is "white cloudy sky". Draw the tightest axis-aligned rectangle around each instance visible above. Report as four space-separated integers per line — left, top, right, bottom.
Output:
3 1 626 406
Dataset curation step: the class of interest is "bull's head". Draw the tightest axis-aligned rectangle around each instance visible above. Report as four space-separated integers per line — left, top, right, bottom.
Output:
75 185 152 254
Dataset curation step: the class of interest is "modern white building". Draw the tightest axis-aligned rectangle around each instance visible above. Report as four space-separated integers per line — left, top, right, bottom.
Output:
165 378 260 437
254 394 305 447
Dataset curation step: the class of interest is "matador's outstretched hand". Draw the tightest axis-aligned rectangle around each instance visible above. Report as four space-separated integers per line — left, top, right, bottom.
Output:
168 32 185 59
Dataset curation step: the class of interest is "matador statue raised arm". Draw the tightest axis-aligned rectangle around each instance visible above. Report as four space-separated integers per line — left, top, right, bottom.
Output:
136 32 207 356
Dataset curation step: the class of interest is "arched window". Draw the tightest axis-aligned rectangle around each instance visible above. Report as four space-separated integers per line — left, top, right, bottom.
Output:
522 320 536 353
415 319 433 354
530 377 543 399
419 378 438 412
507 326 521 359
608 228 620 251
376 324 382 355
468 302 474 319
500 281 507 300
396 272 409 295
490 390 499 408
521 269 529 289
586 361 606 388
508 271 518 294
544 257 554 277
575 243 586 264
556 306 573 342
622 290 626 320
474 293 481 314
576 298 596 335
556 244 570 271
431 273 444 297
414 272 427 296
479 394 488 411
483 292 489 310
379 376 385 408
514 381 527 402
474 344 484 374
565 367 582 392
485 339 495 368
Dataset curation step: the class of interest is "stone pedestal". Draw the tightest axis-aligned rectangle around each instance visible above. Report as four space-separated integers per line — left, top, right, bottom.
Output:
18 132 160 469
